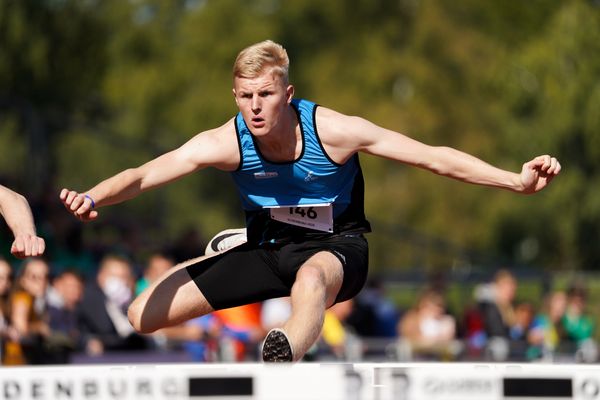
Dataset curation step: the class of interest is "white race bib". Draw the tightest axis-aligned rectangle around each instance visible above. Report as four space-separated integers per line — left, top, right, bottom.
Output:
267 203 333 233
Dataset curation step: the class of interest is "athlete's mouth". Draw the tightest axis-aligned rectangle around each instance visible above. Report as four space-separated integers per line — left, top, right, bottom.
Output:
252 117 265 127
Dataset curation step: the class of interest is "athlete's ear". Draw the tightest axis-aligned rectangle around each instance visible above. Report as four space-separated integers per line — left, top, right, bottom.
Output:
232 88 240 107
286 85 294 105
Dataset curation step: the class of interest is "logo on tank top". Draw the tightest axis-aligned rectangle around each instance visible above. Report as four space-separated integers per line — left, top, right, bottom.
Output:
254 171 278 179
304 171 318 182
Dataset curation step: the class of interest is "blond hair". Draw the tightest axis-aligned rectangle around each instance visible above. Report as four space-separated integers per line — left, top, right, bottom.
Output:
233 40 289 84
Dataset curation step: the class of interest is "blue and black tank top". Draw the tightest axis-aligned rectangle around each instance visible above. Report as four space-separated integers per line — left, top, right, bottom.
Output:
231 98 371 245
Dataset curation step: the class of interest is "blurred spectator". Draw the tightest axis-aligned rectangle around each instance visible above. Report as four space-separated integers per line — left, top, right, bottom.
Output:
461 302 487 358
4 258 51 365
527 291 567 360
0 258 13 326
479 269 517 338
506 300 535 360
213 303 265 361
77 254 148 356
562 285 594 345
46 270 84 363
476 269 521 360
135 252 175 296
261 297 292 332
510 301 535 342
321 299 357 360
398 288 459 360
0 257 15 360
347 278 399 338
561 284 597 362
175 315 223 362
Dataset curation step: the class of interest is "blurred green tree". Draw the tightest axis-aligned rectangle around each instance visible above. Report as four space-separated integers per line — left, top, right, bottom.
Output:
1 0 598 272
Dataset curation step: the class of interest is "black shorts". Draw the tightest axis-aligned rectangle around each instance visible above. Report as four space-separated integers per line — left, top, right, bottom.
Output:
186 234 369 310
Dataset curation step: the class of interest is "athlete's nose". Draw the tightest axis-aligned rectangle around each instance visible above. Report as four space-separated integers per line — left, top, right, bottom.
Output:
251 95 261 114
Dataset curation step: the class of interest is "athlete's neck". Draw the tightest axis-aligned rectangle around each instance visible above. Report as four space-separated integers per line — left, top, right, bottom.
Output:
255 106 300 162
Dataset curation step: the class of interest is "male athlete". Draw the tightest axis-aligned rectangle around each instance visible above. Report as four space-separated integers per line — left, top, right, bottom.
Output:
0 185 45 258
60 40 561 362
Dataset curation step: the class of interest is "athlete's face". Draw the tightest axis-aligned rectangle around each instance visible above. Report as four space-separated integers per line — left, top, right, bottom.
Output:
233 68 294 137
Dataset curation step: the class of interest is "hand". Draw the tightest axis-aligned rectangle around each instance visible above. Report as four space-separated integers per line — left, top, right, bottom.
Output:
520 155 561 194
59 189 99 222
10 233 45 258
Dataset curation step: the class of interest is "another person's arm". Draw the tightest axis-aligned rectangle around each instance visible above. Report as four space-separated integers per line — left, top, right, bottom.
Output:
60 121 239 221
0 185 45 258
317 108 561 194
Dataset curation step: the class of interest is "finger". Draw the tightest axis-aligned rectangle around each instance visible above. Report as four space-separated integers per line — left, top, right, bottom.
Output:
24 236 33 257
38 238 46 255
65 191 79 206
70 194 85 211
77 196 94 215
12 237 24 254
534 154 551 162
29 237 38 257
10 241 21 257
533 154 550 172
59 188 69 200
548 157 560 175
541 155 552 172
546 157 556 173
555 160 562 174
525 158 545 170
81 210 99 222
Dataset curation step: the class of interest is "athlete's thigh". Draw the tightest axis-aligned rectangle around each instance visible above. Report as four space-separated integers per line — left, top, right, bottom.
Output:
279 235 369 304
187 243 290 310
131 256 216 333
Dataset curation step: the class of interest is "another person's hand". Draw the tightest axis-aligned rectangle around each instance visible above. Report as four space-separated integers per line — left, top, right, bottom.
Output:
520 155 561 194
10 233 45 258
59 189 99 222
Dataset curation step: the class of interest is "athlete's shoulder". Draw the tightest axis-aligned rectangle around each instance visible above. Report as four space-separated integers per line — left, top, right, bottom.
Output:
316 105 366 140
180 117 240 171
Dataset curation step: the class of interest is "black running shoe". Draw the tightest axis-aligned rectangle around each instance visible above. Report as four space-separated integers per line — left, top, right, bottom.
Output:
262 328 294 362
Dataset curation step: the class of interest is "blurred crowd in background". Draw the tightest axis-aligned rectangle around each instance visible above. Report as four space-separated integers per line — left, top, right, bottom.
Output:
0 248 596 365
1 0 600 367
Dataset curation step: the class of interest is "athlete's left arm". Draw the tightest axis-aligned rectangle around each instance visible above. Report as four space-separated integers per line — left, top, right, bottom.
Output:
317 107 561 194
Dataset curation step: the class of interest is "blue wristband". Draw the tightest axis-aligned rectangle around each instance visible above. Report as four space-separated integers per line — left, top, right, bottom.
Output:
84 194 96 208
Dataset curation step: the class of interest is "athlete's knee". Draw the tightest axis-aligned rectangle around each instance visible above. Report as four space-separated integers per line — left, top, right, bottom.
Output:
127 296 155 334
294 266 327 296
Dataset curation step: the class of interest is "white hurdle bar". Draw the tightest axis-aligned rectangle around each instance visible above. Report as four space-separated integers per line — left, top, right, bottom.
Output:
1 362 600 400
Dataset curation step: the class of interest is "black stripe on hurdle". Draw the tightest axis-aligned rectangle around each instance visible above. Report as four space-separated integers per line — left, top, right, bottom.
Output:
188 377 253 396
503 377 572 398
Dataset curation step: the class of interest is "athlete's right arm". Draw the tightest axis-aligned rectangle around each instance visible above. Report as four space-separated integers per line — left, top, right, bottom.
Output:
60 120 239 221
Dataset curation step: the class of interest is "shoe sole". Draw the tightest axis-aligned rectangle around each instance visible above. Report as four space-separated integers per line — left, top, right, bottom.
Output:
262 329 293 362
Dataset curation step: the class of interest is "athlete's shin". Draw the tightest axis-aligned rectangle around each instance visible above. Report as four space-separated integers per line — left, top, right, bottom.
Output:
283 266 329 361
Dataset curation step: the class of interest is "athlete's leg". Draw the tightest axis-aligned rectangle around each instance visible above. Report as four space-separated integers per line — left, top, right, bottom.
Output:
128 254 215 334
281 251 344 361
